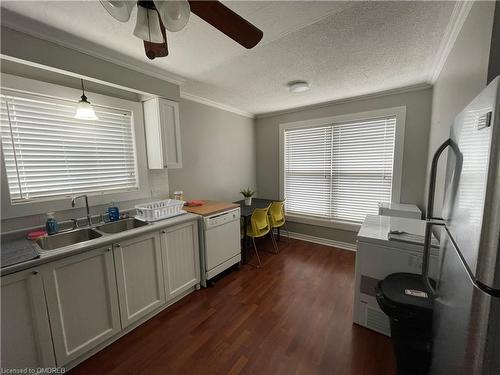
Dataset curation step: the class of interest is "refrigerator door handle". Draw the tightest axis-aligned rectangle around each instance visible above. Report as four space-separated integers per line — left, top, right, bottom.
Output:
426 138 451 221
423 138 454 294
422 220 444 295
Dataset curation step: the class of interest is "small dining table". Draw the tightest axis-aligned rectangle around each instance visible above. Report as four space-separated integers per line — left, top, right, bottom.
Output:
233 198 281 263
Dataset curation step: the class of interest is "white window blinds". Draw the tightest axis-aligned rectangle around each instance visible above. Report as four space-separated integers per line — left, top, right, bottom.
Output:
284 116 396 223
0 91 138 203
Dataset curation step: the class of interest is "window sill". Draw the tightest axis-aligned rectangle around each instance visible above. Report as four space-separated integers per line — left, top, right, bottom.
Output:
286 213 362 232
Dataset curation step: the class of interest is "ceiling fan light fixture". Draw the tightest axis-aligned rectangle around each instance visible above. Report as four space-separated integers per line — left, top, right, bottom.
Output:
99 0 133 22
287 81 310 93
154 0 190 32
133 6 164 43
75 79 98 121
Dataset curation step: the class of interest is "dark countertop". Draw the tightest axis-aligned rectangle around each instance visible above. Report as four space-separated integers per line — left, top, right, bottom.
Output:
1 213 200 277
1 234 40 268
233 198 276 217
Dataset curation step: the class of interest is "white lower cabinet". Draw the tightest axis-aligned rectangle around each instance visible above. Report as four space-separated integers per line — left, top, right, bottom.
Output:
1 218 201 370
113 232 166 328
161 221 200 300
41 246 121 366
1 268 55 369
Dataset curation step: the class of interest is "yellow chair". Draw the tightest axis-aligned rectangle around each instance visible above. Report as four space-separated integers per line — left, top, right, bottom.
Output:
268 201 290 249
246 204 278 267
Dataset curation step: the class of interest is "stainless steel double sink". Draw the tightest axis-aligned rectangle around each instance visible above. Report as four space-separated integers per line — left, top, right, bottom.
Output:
35 218 149 251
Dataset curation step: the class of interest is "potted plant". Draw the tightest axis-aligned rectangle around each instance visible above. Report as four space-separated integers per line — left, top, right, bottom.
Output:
240 188 255 206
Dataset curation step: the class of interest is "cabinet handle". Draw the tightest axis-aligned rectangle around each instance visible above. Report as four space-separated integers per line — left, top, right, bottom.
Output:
32 271 38 275
161 230 166 234
163 164 168 169
106 247 112 252
114 243 121 248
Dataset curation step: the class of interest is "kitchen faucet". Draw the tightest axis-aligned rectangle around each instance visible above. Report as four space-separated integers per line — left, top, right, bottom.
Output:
72 195 92 227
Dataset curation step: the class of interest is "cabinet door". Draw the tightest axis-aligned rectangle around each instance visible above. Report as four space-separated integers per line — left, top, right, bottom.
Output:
143 97 182 169
1 269 55 370
42 247 121 366
113 232 166 328
161 221 200 300
158 98 182 169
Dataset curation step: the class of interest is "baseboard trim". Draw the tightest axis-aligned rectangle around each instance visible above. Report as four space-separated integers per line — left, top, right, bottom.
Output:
288 231 356 252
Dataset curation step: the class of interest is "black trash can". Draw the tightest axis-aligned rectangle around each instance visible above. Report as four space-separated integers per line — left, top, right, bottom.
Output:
375 273 434 375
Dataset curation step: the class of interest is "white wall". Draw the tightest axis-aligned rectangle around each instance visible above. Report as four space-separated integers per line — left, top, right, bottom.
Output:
425 1 495 217
168 98 256 202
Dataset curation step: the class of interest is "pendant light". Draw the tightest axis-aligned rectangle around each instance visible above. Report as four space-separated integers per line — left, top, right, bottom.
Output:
75 79 98 120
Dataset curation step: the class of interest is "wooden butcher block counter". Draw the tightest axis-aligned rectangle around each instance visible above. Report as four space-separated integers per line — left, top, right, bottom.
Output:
183 200 240 217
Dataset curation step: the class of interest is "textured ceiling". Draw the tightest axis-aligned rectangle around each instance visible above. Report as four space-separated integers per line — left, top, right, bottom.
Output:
0 1 455 115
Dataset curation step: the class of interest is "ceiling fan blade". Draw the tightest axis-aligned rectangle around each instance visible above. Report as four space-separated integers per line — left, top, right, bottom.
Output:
187 1 263 49
143 15 169 59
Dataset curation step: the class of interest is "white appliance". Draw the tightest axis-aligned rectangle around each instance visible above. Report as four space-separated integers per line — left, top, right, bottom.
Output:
200 208 241 286
353 215 439 336
378 202 422 219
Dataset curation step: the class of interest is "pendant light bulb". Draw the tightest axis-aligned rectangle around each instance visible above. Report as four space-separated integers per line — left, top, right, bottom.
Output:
75 79 98 121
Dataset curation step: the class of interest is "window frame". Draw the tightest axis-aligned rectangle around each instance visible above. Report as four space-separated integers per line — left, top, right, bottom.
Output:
278 106 406 231
1 73 151 219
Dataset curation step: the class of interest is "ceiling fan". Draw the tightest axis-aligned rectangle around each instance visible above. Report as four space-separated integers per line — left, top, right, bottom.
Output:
100 0 264 59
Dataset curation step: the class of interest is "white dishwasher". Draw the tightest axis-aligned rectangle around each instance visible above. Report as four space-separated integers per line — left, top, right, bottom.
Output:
201 207 241 286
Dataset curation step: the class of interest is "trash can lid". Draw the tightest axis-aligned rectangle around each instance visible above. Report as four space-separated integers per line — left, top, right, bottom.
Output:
378 273 434 314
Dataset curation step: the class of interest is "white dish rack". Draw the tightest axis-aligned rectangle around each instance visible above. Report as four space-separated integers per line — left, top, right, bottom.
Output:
135 199 186 222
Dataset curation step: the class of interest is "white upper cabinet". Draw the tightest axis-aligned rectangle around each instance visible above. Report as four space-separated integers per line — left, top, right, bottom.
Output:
1 268 55 369
143 97 182 169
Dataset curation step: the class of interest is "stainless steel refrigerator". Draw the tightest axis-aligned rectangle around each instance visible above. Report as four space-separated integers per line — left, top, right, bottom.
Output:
423 76 500 375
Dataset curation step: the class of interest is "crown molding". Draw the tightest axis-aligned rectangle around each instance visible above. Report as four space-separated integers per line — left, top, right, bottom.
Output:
180 91 255 119
255 83 432 119
0 11 257 118
428 1 474 83
0 12 186 86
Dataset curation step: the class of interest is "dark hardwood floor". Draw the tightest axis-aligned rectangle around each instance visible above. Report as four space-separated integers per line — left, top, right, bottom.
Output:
70 238 396 375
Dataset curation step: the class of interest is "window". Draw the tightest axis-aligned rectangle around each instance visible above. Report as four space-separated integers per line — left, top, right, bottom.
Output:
0 90 138 204
283 114 398 223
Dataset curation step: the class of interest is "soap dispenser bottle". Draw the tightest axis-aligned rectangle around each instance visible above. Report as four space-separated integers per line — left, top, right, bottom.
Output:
107 202 120 222
45 212 59 235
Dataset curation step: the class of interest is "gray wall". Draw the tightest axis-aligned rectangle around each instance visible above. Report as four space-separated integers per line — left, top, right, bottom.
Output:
1 59 141 102
0 28 257 231
0 27 180 100
255 87 433 244
168 99 256 202
425 1 495 217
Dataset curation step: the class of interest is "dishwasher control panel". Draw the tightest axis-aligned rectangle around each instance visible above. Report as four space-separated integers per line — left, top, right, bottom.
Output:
204 208 240 229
